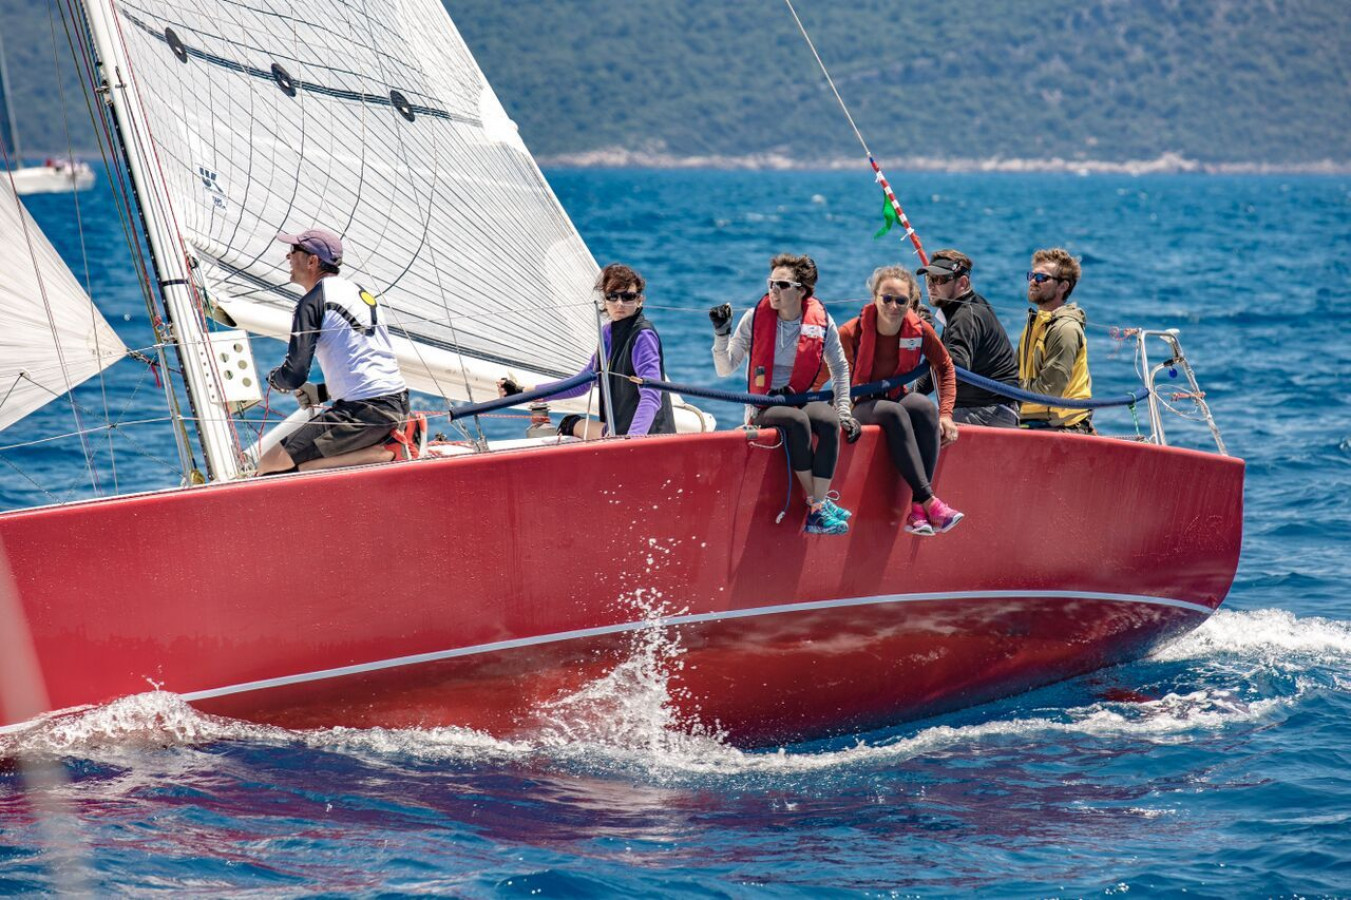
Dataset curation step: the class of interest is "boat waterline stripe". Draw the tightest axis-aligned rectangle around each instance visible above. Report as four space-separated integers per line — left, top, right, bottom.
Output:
176 590 1214 704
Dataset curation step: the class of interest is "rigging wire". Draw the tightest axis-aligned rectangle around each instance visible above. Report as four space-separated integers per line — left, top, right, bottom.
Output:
0 156 103 496
49 0 119 495
100 0 248 479
57 0 201 479
781 0 929 267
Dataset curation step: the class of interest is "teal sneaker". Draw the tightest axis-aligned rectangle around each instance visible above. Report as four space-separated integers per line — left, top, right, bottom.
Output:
805 506 849 535
821 491 852 522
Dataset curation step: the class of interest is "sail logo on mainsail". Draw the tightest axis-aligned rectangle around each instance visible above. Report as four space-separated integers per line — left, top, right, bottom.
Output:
197 166 225 209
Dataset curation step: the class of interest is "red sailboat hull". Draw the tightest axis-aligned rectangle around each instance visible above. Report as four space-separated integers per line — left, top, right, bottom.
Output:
0 426 1243 745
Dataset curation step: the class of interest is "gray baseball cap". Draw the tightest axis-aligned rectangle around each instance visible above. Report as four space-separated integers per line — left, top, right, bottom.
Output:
276 228 343 266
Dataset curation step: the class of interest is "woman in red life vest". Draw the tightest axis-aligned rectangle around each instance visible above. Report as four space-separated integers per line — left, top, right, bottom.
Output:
829 266 965 535
710 254 861 535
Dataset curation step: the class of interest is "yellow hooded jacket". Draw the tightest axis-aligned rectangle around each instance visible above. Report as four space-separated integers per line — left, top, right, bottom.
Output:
1017 303 1091 427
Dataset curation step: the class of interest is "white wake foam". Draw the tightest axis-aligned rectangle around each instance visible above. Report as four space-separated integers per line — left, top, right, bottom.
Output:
1152 607 1351 672
4 607 1343 778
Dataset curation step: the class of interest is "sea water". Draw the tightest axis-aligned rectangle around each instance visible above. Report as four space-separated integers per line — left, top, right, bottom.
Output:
2 170 1349 895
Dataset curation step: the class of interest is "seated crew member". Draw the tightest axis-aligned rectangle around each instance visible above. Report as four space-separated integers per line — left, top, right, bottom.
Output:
709 253 860 536
913 249 1021 427
496 263 675 438
1018 247 1095 434
254 228 411 475
818 266 964 535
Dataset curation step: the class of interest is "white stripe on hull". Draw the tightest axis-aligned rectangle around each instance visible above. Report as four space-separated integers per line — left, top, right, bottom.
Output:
178 589 1215 702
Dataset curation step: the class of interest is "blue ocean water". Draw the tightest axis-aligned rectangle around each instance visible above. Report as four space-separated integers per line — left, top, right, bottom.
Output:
2 169 1350 895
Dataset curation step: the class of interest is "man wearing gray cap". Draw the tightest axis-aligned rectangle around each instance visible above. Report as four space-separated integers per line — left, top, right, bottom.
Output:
254 228 412 475
913 249 1020 428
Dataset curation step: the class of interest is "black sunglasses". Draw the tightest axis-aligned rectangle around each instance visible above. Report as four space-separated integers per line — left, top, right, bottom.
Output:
877 293 909 306
1026 271 1063 285
604 290 642 303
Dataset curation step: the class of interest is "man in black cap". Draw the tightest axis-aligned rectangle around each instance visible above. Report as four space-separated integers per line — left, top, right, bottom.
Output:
254 227 414 475
913 249 1020 427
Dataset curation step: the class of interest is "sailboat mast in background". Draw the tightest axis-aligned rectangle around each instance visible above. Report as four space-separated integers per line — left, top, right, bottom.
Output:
1 32 96 196
0 36 24 167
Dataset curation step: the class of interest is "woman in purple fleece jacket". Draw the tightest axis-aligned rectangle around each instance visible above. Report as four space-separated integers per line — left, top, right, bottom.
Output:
497 263 675 438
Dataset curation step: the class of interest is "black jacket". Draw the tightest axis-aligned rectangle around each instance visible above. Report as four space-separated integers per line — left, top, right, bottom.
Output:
916 290 1019 409
603 314 675 435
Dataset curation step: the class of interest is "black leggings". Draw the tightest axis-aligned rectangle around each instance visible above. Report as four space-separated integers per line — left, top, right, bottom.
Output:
853 394 940 503
752 401 840 479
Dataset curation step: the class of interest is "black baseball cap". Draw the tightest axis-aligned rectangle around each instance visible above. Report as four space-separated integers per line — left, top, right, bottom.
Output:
916 256 969 278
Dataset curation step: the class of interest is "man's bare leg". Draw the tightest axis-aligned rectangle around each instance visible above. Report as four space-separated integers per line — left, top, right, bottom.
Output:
255 444 298 476
297 444 396 472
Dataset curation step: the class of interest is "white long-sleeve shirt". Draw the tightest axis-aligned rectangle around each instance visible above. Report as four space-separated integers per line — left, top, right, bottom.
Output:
712 308 852 422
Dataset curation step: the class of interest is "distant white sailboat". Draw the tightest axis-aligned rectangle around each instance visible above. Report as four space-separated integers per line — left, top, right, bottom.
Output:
0 32 95 195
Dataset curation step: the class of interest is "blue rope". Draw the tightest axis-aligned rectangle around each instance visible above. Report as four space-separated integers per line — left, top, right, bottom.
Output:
637 363 931 408
953 366 1150 410
635 363 1147 411
453 360 1147 423
446 370 597 421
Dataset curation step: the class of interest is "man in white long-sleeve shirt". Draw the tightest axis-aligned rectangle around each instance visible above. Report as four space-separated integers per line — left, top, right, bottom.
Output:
709 253 859 535
254 228 411 476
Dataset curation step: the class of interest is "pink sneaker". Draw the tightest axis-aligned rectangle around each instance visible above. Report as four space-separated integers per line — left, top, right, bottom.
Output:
904 502 934 536
924 497 965 533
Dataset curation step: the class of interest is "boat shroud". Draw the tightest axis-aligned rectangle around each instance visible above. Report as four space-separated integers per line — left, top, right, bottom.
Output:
0 423 1243 746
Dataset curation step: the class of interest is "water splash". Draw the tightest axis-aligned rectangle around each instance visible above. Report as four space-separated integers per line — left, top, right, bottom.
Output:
1 692 274 760
1152 607 1351 668
3 608 1342 780
532 582 727 763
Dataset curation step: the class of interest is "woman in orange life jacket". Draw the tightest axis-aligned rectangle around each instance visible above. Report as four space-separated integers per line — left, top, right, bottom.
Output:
820 266 965 535
710 253 861 535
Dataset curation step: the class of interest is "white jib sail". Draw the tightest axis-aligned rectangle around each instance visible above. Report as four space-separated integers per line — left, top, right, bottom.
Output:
0 177 127 432
98 0 601 402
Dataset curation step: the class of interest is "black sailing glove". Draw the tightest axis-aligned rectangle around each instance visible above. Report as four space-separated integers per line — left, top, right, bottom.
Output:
840 414 862 444
709 303 733 336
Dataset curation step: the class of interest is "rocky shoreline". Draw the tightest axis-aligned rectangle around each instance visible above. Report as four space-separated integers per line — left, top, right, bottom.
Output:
537 148 1351 176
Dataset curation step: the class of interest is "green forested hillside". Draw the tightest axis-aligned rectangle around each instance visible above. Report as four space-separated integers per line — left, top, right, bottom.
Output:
2 0 1348 166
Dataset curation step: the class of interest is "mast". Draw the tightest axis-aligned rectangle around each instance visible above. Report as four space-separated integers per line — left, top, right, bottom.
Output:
78 0 242 482
0 37 22 166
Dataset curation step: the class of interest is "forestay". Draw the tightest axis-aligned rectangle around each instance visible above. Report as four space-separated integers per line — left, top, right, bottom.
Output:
0 178 127 432
100 0 599 399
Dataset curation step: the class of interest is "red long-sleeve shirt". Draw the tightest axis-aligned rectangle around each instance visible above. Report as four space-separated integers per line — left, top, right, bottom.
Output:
827 315 956 418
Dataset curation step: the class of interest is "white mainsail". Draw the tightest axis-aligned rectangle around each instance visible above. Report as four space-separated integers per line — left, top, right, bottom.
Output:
95 0 600 400
0 177 127 433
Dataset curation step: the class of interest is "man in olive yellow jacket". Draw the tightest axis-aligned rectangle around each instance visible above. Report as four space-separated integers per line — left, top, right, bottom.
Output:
1018 248 1094 434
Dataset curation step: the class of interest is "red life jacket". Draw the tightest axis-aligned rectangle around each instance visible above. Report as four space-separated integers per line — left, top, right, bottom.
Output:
748 294 827 396
853 304 924 400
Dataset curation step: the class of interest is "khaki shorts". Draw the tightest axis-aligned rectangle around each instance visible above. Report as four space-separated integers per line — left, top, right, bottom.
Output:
282 391 409 465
